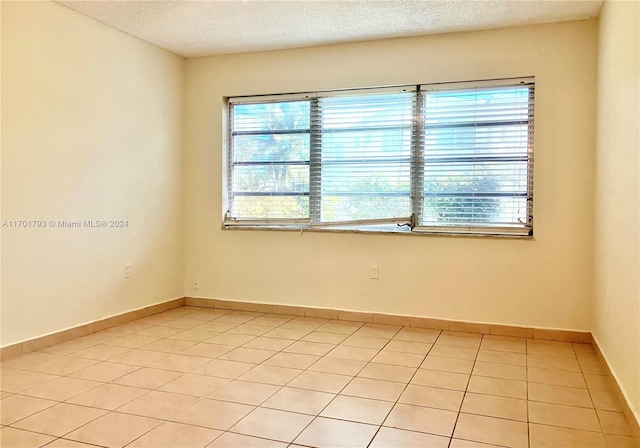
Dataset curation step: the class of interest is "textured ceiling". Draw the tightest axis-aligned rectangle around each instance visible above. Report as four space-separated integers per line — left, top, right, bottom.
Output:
56 0 603 58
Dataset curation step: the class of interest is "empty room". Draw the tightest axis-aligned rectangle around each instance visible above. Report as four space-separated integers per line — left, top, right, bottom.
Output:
1 0 638 447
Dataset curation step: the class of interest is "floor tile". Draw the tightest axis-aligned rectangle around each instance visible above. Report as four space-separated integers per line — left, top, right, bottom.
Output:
230 408 313 443
142 339 197 353
262 387 334 415
282 341 335 356
302 332 348 344
383 340 432 354
527 354 581 372
45 438 102 447
528 367 586 388
127 421 221 448
354 324 401 339
171 399 254 430
528 401 601 432
206 333 256 347
67 383 148 410
420 356 474 374
0 370 60 393
294 416 377 447
341 377 405 402
370 427 449 448
411 369 470 391
449 438 509 448
527 340 575 358
597 410 633 436
71 344 132 361
527 382 593 408
107 349 170 367
1 352 61 369
476 350 526 366
393 328 440 344
27 356 98 376
320 395 394 424
0 427 55 447
578 357 608 375
65 411 162 448
161 318 202 330
219 348 276 364
529 423 606 448
308 357 366 376
453 413 528 448
158 373 230 397
384 403 457 436
262 328 310 340
11 403 106 437
341 336 389 350
461 392 527 421
286 370 351 394
472 361 526 381
169 329 220 342
227 324 271 337
238 365 302 386
318 322 362 335
372 350 425 367
243 337 294 351
326 345 379 362
192 359 256 379
429 344 478 361
180 343 233 358
604 434 639 448
137 326 182 338
104 334 160 349
398 384 464 411
0 395 57 425
68 361 138 382
589 389 622 411
148 353 211 372
357 362 416 383
209 380 280 405
113 367 182 389
262 352 319 369
205 432 287 447
584 374 614 391
436 335 481 349
116 390 199 420
22 377 101 401
467 376 526 399
479 337 526 353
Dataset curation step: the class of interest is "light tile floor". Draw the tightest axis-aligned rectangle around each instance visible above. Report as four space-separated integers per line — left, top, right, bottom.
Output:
0 306 637 448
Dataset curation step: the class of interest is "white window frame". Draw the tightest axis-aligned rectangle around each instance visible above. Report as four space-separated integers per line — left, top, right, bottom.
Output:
224 77 535 237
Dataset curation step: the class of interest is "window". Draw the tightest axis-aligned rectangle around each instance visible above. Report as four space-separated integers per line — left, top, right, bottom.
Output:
225 78 534 236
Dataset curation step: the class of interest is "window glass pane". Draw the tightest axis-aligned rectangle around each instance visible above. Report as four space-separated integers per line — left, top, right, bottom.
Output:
318 93 414 222
230 100 311 220
233 196 309 219
420 86 532 229
233 101 310 132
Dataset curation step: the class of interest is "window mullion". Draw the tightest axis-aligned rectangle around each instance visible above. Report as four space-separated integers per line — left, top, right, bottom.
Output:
411 86 425 228
309 98 321 223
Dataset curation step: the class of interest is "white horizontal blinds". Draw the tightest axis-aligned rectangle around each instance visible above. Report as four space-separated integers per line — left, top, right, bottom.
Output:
312 90 416 227
418 81 534 233
228 100 311 222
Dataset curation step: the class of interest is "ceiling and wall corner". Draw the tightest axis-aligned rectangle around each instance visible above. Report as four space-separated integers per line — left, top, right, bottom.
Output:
55 0 603 57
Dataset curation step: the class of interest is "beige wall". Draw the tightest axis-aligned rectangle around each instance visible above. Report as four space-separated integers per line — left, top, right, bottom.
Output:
594 0 640 420
184 20 598 331
1 1 185 345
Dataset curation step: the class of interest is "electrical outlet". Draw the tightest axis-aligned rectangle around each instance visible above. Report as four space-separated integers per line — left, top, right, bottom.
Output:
124 264 131 278
370 264 379 279
193 278 199 290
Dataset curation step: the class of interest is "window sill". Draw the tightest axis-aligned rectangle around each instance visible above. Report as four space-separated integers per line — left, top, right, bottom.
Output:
221 224 534 239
